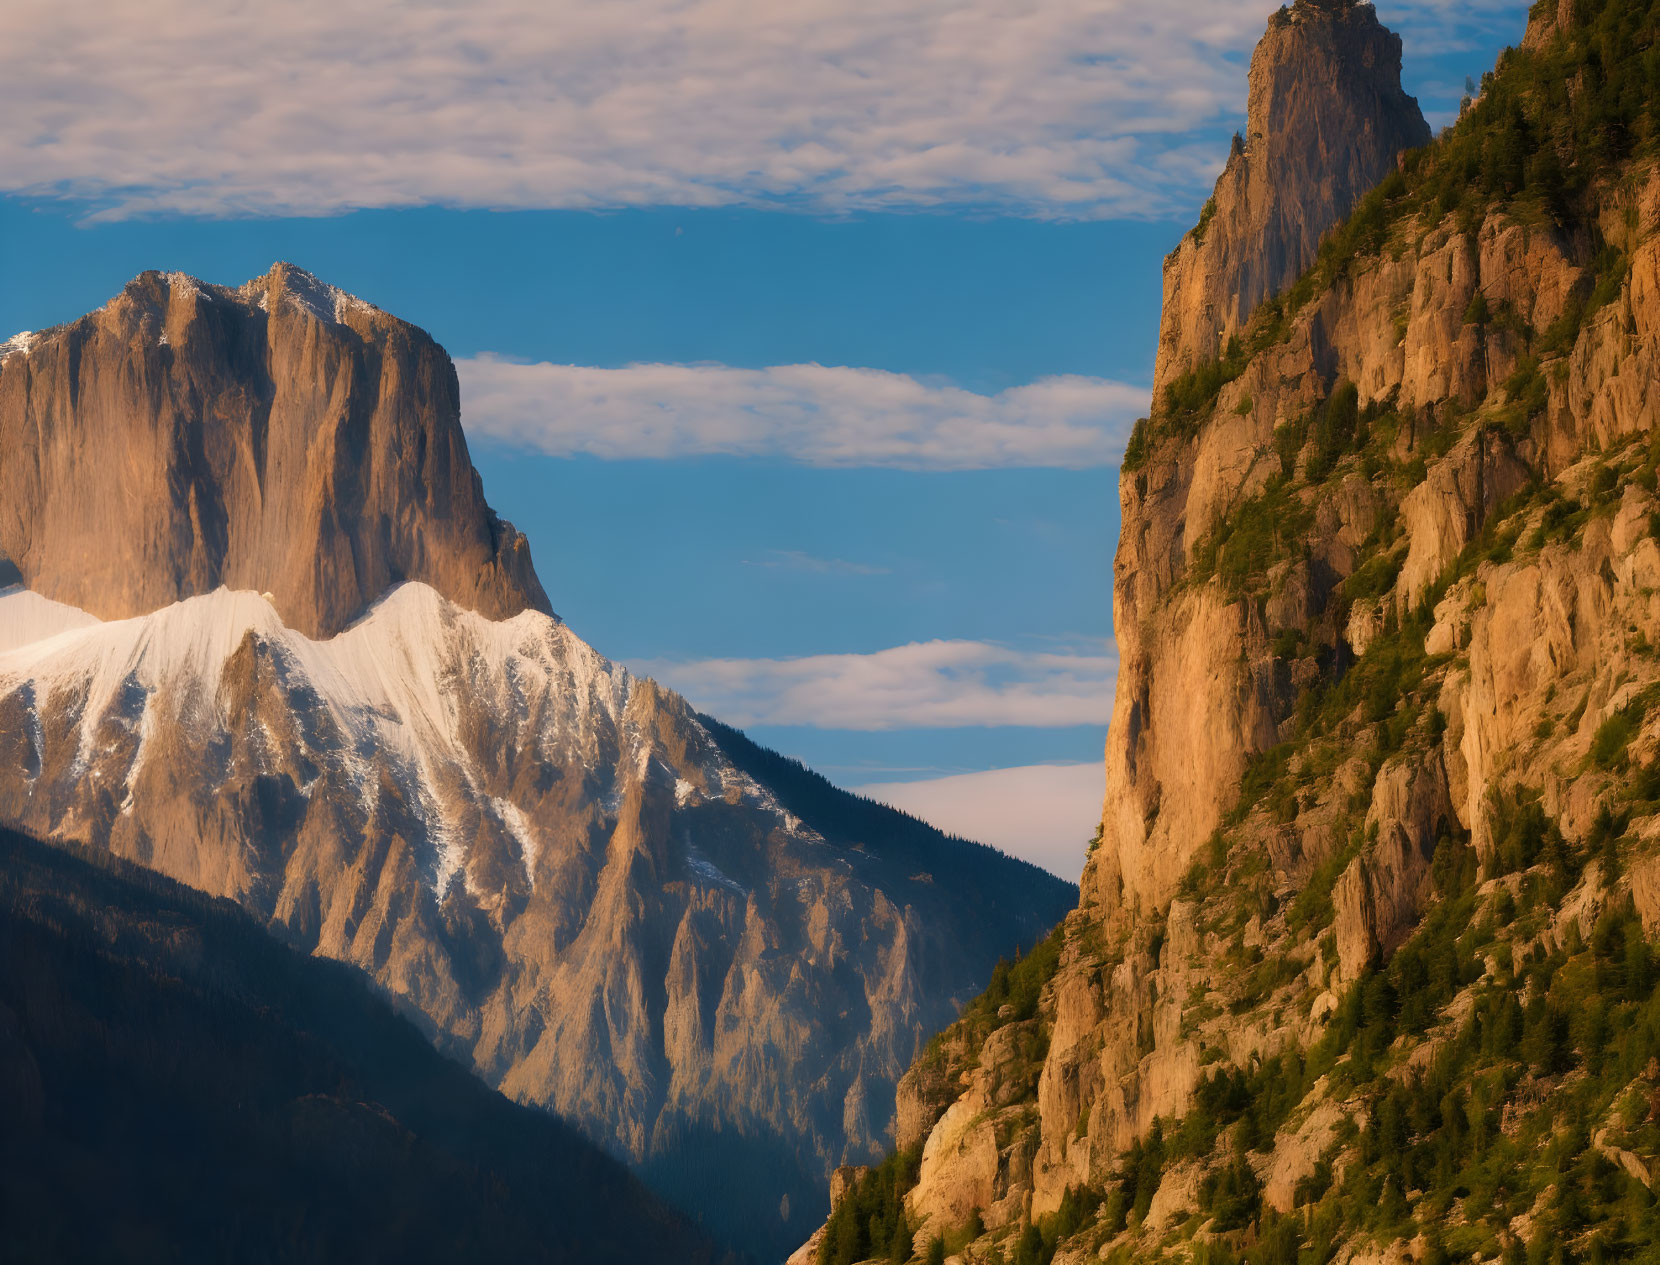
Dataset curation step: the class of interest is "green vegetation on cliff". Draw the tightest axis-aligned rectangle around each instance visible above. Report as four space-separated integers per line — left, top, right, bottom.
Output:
1126 0 1660 473
804 3 1660 1263
1107 891 1660 1265
819 1149 924 1265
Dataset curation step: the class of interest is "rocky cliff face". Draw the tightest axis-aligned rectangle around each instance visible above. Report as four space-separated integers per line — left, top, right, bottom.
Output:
0 269 1076 1264
1102 0 1430 938
1153 0 1429 396
0 265 548 639
797 2 1660 1261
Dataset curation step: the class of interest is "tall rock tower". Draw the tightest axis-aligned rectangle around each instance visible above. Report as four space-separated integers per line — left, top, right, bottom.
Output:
1152 0 1430 394
1092 0 1428 918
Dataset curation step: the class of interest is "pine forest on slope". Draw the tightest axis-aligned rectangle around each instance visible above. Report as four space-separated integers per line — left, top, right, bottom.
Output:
792 2 1660 1263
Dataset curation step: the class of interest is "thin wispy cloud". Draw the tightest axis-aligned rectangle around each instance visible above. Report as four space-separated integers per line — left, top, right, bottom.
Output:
456 358 1146 470
0 0 1524 221
743 552 890 577
638 640 1116 731
852 762 1106 881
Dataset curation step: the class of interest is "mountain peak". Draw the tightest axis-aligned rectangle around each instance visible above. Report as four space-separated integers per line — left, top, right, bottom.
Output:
111 263 381 332
246 260 379 326
1285 0 1368 16
1152 0 1429 392
0 268 551 639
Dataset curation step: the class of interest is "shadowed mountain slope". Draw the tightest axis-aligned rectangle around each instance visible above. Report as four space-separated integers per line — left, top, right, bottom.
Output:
0 826 736 1265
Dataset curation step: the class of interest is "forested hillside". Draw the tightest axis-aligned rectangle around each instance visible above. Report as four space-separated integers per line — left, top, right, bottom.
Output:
790 2 1660 1262
0 828 736 1265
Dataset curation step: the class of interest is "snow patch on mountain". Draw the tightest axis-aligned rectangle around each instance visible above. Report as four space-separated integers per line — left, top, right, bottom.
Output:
684 835 747 897
237 264 379 327
164 271 206 302
493 797 540 888
0 586 101 652
0 332 36 363
0 581 721 899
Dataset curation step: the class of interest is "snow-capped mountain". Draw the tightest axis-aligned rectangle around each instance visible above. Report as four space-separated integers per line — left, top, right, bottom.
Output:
0 267 1074 1261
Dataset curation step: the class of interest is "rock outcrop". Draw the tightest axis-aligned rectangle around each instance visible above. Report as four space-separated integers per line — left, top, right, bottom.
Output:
1153 0 1430 394
0 270 1077 1264
1097 0 1429 917
794 2 1660 1260
0 265 549 639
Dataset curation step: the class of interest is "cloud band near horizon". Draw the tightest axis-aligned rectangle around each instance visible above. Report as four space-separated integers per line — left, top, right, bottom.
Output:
457 357 1147 469
851 762 1105 882
635 639 1116 731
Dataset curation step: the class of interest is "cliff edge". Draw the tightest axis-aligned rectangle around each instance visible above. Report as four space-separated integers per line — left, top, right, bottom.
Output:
1154 0 1429 395
0 263 550 639
796 2 1660 1261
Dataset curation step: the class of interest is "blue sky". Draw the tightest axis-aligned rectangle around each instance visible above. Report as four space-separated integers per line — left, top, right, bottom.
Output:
0 0 1529 878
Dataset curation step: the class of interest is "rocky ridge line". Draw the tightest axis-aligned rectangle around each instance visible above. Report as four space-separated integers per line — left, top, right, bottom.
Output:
792 1 1660 1261
0 268 1078 1260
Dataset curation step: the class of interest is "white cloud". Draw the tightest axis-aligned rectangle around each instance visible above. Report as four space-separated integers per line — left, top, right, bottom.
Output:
456 357 1146 470
639 640 1116 730
0 0 1525 221
743 551 890 576
852 763 1105 882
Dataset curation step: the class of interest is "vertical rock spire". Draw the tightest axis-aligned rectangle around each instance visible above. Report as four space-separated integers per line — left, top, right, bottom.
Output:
1151 0 1430 394
1089 1 1430 919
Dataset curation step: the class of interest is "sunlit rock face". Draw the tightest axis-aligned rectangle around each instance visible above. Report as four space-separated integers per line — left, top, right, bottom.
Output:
0 264 548 640
1153 0 1430 396
1097 0 1431 929
0 269 1076 1262
791 0 1660 1259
